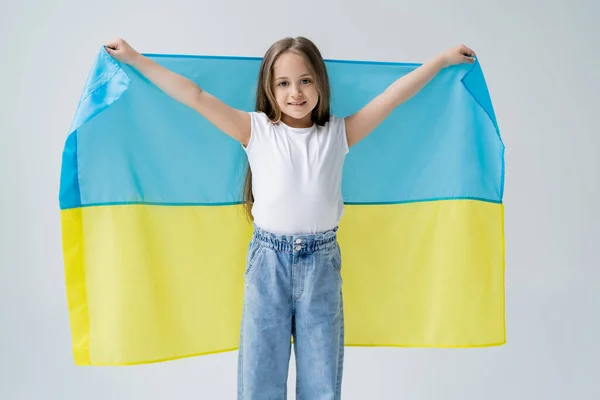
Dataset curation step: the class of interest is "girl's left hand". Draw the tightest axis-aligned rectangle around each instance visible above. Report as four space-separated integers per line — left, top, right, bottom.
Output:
438 44 476 68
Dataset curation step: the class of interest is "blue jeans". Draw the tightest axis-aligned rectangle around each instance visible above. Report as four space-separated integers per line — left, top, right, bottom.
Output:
237 224 345 399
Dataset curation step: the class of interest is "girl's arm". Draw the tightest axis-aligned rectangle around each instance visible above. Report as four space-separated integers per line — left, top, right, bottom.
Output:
344 44 476 148
105 38 251 146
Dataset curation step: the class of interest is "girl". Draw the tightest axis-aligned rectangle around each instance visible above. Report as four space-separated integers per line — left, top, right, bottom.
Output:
105 36 475 400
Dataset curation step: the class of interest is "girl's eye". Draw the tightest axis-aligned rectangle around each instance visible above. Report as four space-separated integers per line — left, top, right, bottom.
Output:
277 80 311 86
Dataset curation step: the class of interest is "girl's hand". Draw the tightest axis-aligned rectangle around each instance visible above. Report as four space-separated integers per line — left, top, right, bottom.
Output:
104 38 141 66
438 44 476 68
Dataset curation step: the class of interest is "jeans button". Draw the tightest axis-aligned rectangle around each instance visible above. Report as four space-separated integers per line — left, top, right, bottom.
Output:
295 245 302 251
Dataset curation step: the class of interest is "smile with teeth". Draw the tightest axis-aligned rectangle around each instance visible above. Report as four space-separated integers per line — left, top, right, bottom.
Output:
289 101 306 106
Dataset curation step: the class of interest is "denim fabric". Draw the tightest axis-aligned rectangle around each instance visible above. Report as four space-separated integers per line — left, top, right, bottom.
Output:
237 224 344 400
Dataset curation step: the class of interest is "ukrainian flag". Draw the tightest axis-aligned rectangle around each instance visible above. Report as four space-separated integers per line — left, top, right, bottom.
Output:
59 47 505 366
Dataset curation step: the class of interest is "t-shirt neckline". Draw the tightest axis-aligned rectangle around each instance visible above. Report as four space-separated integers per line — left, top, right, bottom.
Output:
279 120 316 133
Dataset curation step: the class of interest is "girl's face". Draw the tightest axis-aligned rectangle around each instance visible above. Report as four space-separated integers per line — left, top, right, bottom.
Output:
272 52 319 128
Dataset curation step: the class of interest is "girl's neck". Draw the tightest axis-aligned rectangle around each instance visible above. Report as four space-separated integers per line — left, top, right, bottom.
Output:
281 113 313 129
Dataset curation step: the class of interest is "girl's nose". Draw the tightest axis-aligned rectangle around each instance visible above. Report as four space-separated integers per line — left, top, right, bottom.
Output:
291 84 302 96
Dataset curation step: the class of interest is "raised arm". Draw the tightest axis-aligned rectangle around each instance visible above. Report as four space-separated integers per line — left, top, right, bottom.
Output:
344 44 476 148
104 38 250 146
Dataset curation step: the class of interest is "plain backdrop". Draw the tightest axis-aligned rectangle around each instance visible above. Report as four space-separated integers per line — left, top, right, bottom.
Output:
1 0 598 399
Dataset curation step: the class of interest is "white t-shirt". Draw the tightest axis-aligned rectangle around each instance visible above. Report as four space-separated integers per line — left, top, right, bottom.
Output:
242 111 349 235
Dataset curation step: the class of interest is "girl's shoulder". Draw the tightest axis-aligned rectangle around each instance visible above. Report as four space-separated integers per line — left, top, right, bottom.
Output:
326 114 346 133
248 111 272 131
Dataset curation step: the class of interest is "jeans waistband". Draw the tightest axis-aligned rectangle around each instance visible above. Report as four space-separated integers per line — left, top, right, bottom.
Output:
252 224 338 254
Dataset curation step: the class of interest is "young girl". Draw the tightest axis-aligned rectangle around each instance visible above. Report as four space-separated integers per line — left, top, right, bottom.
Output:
105 36 475 400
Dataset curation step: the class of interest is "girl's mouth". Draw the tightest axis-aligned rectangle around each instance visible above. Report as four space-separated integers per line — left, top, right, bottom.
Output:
289 101 307 107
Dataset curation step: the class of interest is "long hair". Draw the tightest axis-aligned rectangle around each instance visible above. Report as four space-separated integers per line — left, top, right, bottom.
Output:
242 36 331 222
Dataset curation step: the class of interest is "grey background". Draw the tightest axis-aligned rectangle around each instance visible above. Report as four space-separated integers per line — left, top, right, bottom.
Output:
1 0 598 399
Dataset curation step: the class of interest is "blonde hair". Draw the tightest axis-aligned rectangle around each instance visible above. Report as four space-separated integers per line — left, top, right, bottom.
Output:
242 36 331 222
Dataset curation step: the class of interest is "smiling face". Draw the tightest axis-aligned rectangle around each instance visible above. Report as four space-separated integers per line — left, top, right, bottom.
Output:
272 52 319 128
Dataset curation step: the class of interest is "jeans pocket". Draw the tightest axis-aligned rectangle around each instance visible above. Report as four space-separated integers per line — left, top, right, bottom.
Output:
330 244 343 282
245 242 265 281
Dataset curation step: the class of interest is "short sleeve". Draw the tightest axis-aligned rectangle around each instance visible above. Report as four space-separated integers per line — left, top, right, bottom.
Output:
329 115 349 155
242 111 270 154
341 117 349 154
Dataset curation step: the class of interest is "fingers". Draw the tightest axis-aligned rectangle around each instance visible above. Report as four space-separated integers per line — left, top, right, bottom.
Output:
460 45 476 63
465 45 476 57
104 43 118 53
104 38 125 51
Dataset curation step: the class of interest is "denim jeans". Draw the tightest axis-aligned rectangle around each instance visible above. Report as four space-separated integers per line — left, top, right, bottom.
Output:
237 224 344 399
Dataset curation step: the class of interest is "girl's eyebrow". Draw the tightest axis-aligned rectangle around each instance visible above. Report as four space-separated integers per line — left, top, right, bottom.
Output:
275 73 312 80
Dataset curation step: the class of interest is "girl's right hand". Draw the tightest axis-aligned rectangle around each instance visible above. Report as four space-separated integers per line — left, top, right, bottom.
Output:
104 38 141 65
